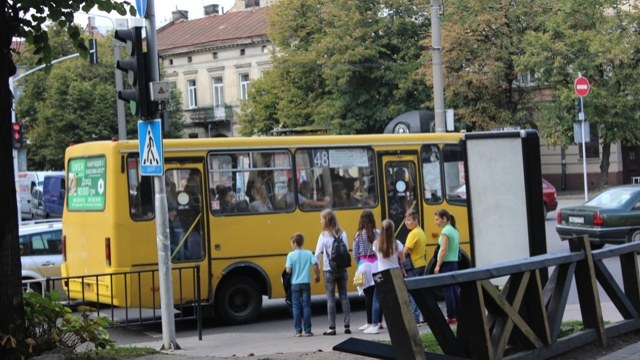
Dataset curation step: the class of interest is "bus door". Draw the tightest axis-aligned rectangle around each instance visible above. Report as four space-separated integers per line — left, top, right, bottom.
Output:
380 154 421 246
164 163 209 300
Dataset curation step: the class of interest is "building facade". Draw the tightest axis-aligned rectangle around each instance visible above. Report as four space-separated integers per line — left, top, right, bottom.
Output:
157 2 273 138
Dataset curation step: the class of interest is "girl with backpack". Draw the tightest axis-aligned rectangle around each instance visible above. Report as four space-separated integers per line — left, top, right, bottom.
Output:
314 209 351 336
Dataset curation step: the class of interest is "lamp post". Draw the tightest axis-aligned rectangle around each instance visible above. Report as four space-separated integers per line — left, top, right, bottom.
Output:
431 0 446 133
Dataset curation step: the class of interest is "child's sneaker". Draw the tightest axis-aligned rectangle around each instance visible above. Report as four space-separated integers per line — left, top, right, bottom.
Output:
359 323 371 331
363 324 380 334
322 328 336 336
294 332 302 337
344 327 352 334
302 332 313 337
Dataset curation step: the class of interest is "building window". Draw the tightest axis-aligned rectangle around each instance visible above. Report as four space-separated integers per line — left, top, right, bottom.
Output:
188 56 192 63
244 0 260 8
169 59 173 65
213 52 218 59
261 45 267 53
239 74 250 100
213 77 224 108
187 79 198 108
240 49 245 56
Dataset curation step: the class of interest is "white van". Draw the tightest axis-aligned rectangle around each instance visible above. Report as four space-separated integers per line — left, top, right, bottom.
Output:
17 171 63 220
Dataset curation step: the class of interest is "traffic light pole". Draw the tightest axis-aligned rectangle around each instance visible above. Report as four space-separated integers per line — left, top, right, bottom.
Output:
10 76 21 224
146 0 179 350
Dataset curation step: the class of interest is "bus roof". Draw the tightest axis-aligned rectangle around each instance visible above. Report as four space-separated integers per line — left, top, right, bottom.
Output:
65 132 466 157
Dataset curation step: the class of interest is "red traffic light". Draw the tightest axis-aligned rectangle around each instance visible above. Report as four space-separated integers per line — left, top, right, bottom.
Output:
12 122 24 149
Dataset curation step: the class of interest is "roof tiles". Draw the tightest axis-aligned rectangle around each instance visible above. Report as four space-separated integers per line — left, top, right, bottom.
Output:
157 7 268 52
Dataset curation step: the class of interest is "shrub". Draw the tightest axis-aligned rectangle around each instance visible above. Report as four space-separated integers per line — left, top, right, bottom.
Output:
1 291 114 358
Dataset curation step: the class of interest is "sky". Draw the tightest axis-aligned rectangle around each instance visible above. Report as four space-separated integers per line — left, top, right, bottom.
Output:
75 0 236 31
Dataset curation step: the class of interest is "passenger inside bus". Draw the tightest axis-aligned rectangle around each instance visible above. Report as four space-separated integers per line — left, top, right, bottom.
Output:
279 178 331 209
216 185 237 214
249 180 273 213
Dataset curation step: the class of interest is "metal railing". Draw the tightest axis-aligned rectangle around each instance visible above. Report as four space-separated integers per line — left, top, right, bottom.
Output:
32 264 203 340
335 236 640 359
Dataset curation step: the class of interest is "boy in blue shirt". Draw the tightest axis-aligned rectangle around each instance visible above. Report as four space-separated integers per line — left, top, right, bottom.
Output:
286 232 320 337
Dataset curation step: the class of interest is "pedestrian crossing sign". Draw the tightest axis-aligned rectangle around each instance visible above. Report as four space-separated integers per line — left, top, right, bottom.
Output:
138 119 164 176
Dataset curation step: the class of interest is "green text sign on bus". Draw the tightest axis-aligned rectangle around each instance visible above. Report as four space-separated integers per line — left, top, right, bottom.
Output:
67 156 106 211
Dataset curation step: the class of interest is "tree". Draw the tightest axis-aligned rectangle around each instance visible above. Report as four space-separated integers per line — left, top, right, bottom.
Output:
15 28 185 170
238 0 433 135
0 1 134 356
518 0 640 185
420 0 550 131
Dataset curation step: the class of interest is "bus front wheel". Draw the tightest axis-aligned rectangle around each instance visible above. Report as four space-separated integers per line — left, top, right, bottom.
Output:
215 275 262 325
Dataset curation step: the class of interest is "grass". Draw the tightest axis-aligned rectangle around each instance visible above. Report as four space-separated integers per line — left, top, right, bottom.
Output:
416 320 586 355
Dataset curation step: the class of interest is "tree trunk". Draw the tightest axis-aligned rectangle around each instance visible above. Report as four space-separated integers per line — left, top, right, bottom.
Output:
600 142 611 187
0 5 26 355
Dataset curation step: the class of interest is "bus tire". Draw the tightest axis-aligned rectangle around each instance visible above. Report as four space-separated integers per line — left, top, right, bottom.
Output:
215 275 262 325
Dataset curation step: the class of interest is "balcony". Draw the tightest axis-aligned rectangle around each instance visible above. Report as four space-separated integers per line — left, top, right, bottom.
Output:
187 105 234 124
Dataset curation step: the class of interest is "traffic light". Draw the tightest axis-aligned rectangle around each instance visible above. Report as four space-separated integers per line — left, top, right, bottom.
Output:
574 97 580 120
12 122 24 149
89 38 98 65
115 26 150 119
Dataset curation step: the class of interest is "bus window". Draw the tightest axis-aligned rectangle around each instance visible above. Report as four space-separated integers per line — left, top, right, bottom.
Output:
295 147 376 210
443 144 466 204
171 168 205 261
385 161 418 239
422 145 443 204
127 155 154 220
208 150 292 214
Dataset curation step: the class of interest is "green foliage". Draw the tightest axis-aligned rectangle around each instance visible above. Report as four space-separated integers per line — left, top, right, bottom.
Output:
423 0 549 131
15 26 185 170
7 1 134 66
0 291 114 358
238 0 432 135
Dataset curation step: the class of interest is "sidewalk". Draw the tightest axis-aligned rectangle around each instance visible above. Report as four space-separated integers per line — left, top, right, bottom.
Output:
113 301 635 359
599 343 640 360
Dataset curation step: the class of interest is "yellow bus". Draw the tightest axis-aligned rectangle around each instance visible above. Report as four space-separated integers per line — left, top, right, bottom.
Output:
61 132 470 324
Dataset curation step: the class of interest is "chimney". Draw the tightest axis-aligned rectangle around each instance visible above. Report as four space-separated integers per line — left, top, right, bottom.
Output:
172 10 189 22
204 4 220 16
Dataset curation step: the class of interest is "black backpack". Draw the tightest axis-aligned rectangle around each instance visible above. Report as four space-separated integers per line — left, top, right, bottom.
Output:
330 235 351 272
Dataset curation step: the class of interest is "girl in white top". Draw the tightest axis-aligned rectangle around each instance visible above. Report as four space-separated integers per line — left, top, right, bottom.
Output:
365 219 404 334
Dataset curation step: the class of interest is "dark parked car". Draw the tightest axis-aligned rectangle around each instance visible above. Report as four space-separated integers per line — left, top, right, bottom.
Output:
556 185 640 249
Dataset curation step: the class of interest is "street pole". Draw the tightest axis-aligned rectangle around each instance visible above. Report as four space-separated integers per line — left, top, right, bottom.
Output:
578 72 588 201
580 96 588 201
431 0 446 133
146 0 179 350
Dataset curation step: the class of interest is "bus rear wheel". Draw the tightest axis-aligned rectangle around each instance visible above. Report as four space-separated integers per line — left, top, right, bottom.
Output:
215 275 262 325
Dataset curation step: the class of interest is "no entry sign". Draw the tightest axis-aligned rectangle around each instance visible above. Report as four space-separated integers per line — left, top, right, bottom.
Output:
574 76 590 97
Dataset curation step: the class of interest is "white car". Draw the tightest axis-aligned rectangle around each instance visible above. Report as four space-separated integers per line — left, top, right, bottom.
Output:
20 221 62 293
